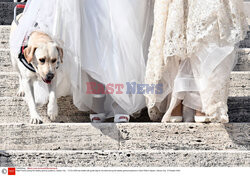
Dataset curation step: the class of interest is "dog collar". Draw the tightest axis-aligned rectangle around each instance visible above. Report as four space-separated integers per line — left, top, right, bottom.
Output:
18 45 36 73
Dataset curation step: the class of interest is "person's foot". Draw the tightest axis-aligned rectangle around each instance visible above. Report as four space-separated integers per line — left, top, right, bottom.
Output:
114 114 130 123
90 113 106 123
169 103 183 123
194 111 211 123
148 106 163 122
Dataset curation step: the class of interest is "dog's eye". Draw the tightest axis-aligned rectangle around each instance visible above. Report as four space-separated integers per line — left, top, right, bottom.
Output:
51 59 57 64
39 58 45 63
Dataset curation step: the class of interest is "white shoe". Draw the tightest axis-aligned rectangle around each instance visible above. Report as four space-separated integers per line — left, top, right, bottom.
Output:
114 114 130 123
162 114 183 123
194 116 212 123
169 116 183 123
90 113 106 123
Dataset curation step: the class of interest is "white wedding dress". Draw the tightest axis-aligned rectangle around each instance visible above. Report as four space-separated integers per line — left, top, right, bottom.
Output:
145 0 248 122
10 0 154 116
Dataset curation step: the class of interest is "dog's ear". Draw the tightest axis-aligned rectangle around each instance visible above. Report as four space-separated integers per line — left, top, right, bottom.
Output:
23 46 37 63
56 46 63 63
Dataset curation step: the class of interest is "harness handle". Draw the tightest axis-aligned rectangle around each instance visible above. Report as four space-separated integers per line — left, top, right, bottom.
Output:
14 3 26 25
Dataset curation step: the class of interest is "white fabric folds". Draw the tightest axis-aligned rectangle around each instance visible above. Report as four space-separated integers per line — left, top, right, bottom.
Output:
10 0 154 116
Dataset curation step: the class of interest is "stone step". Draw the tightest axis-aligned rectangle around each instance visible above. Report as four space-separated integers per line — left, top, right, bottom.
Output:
240 30 250 48
0 26 10 49
0 150 249 167
0 96 249 123
244 1 250 20
0 26 9 41
0 2 23 25
0 49 13 72
234 48 250 71
0 39 9 49
0 96 90 124
228 72 250 96
239 1 250 48
0 123 249 151
227 97 250 122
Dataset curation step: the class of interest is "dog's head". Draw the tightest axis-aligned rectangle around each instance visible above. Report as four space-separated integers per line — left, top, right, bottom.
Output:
24 42 63 84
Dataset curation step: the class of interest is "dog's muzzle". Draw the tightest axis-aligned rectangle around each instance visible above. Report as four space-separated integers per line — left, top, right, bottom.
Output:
42 73 55 84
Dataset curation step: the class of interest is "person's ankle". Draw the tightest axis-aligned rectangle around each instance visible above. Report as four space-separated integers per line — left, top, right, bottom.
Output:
195 111 206 116
171 103 183 116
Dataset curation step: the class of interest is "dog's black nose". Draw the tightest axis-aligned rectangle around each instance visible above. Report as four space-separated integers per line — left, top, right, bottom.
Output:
46 73 54 81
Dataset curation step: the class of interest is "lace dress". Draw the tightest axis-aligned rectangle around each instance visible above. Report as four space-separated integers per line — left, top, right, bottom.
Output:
145 0 248 122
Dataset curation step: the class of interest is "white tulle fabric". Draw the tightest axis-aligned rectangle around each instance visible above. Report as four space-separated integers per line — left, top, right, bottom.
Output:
10 0 154 116
145 0 248 122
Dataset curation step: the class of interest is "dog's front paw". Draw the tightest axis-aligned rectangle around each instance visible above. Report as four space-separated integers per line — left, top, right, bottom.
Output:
30 114 43 124
47 103 58 121
17 88 25 97
148 107 163 122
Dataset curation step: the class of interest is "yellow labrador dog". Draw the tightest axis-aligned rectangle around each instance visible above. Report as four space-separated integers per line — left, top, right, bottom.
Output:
10 15 63 124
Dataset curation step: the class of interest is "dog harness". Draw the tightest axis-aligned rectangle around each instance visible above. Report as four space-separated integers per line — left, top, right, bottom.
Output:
18 45 61 73
18 45 37 73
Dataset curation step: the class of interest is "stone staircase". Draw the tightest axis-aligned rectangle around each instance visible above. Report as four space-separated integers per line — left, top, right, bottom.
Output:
0 1 250 167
